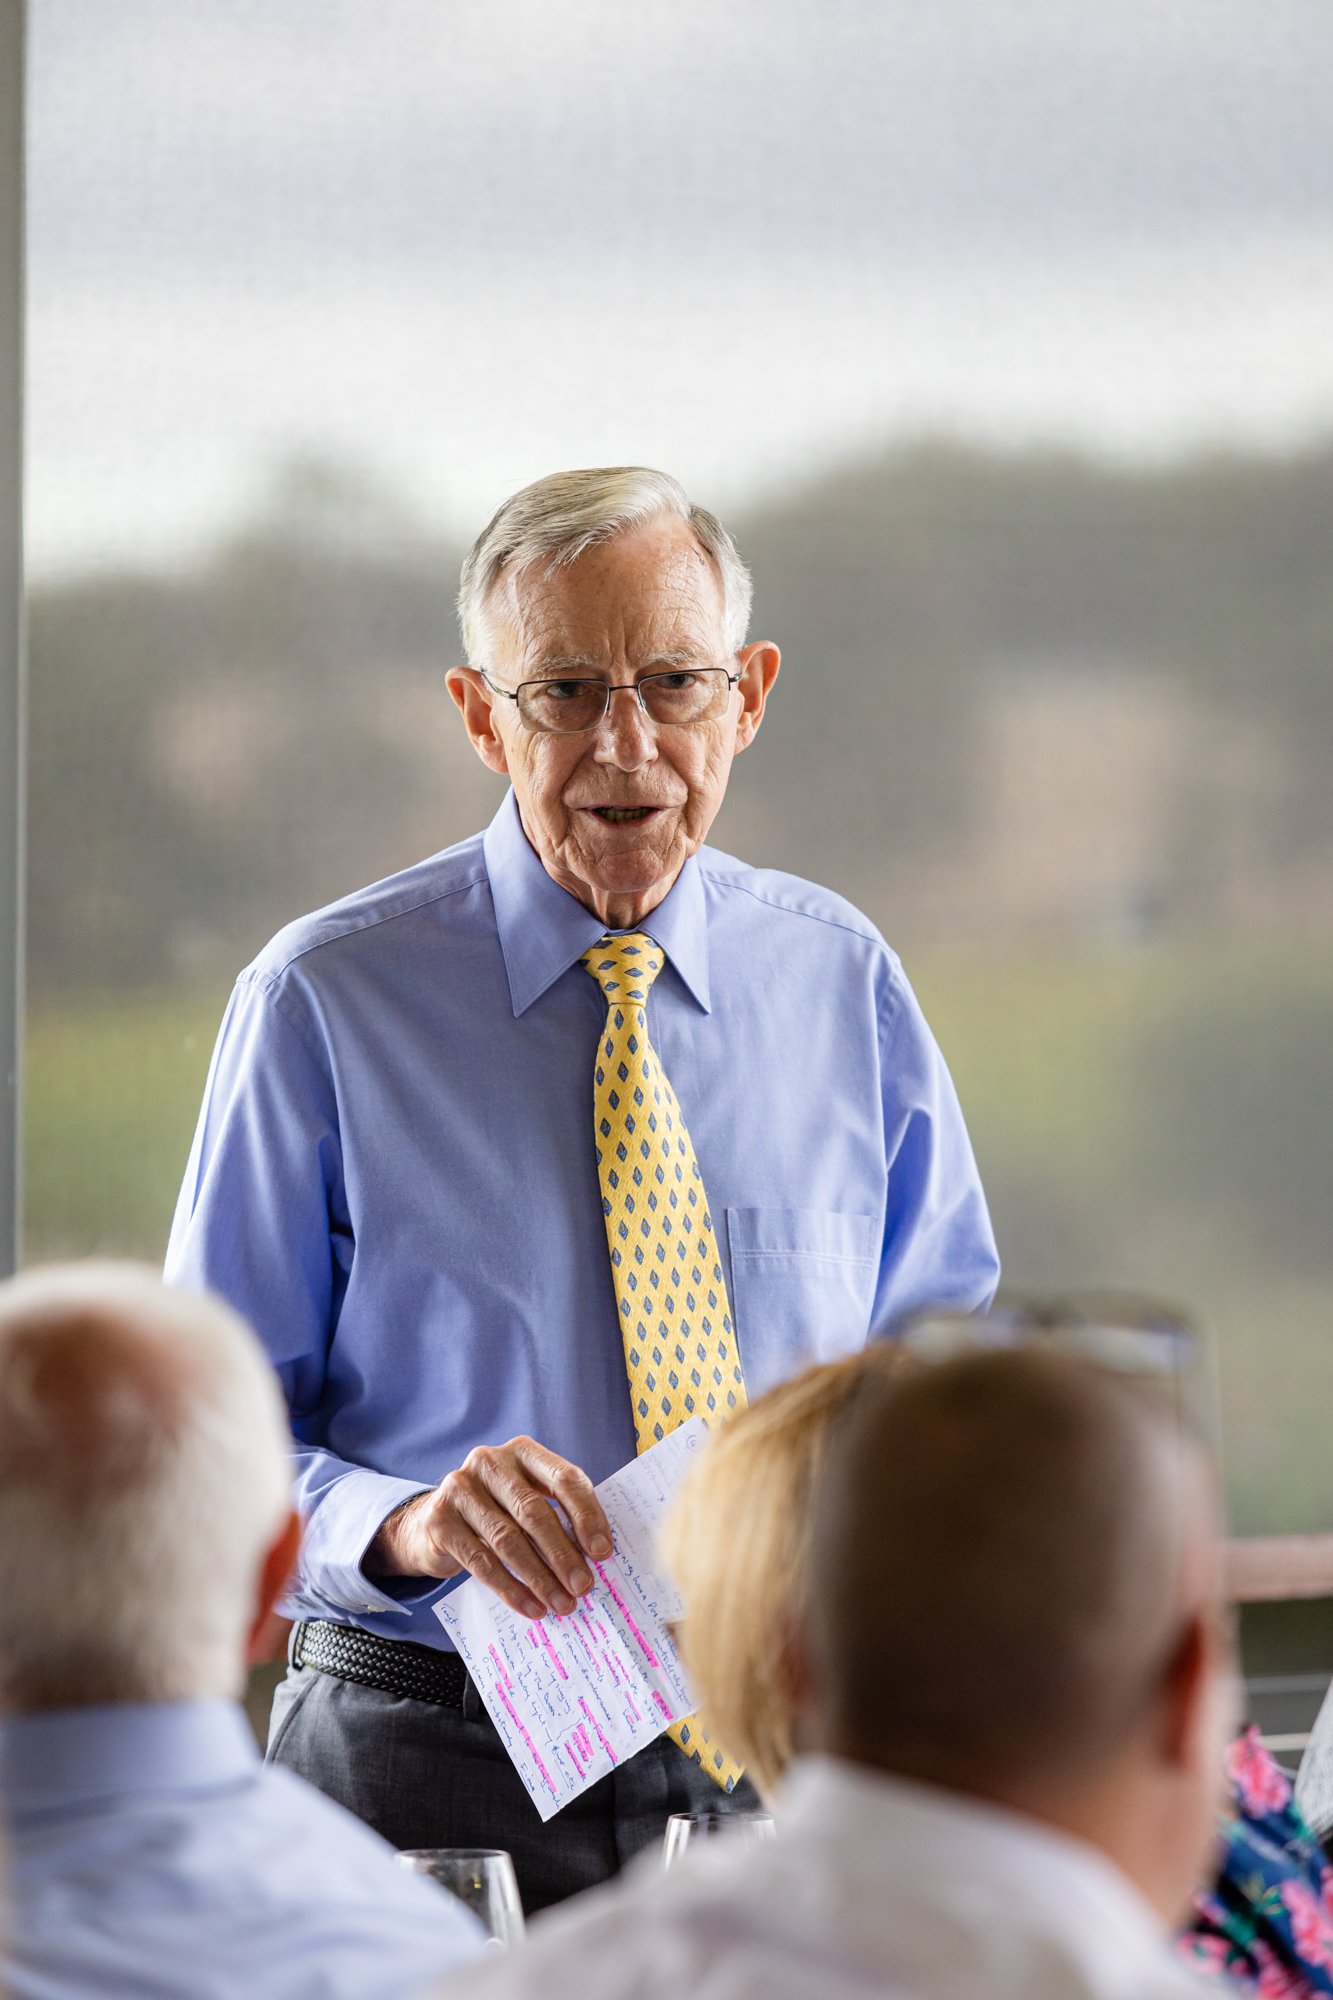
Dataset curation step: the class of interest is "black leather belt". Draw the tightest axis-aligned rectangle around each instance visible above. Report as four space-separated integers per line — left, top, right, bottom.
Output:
292 1619 471 1710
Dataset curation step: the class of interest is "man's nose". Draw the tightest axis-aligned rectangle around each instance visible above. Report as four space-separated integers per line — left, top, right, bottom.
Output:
592 684 658 768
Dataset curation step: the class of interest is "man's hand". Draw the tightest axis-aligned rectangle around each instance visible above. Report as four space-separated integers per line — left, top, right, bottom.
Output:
364 1436 614 1620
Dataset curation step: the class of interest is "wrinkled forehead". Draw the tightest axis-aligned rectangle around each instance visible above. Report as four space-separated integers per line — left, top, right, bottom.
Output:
489 520 729 669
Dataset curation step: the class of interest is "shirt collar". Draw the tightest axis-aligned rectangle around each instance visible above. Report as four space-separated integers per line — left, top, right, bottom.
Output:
483 788 711 1017
0 1699 258 1816
779 1755 1170 1969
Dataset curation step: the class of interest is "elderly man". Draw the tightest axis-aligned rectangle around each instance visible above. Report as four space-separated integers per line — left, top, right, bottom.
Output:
166 465 998 1910
450 1343 1234 2000
0 1263 482 2000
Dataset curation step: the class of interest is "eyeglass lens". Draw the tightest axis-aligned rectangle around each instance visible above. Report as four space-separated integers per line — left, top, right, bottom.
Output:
516 668 732 734
900 1298 1197 1377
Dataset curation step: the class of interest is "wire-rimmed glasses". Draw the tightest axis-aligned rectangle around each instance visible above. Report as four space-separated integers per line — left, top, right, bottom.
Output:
480 664 742 735
893 1290 1216 1445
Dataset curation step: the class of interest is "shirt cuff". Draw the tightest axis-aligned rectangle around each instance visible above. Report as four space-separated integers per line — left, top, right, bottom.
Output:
292 1467 439 1619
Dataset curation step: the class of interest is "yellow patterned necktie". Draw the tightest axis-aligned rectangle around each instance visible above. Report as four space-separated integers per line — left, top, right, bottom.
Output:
582 930 747 1792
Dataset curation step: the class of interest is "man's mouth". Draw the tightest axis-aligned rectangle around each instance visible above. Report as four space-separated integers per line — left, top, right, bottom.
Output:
588 806 660 824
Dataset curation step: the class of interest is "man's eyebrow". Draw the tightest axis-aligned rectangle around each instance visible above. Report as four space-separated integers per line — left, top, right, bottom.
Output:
524 649 703 678
524 654 603 678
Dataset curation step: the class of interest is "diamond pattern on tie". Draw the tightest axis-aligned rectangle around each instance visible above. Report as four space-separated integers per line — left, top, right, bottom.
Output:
582 930 747 1793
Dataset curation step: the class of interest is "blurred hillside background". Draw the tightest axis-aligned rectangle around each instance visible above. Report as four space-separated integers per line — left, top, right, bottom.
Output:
24 0 1333 1533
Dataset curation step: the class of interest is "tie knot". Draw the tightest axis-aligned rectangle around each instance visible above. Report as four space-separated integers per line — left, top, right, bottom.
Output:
581 932 665 1005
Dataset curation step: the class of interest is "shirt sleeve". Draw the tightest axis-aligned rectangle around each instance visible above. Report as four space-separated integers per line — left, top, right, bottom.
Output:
869 962 1001 1333
164 973 434 1620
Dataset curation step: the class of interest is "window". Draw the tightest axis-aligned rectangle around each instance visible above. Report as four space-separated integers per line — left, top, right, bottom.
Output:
21 0 1333 1536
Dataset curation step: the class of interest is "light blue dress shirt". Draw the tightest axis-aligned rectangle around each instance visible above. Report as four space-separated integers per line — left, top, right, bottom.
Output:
166 792 998 1642
0 1699 483 2000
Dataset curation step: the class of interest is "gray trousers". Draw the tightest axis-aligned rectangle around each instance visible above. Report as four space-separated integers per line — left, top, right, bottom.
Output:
267 1657 763 1915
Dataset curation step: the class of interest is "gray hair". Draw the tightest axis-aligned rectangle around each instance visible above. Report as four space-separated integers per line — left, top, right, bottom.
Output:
457 467 753 667
0 1263 292 1710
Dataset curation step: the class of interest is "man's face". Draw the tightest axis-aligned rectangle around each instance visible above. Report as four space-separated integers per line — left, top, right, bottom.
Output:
448 517 779 927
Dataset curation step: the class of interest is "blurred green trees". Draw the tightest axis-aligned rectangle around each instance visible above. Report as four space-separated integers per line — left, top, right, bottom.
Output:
24 440 1333 1530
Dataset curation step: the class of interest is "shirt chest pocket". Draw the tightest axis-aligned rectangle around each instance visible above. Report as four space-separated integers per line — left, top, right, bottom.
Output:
724 1206 880 1396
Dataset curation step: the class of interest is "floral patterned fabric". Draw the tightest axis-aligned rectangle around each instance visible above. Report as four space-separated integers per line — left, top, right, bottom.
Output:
1180 1727 1333 1997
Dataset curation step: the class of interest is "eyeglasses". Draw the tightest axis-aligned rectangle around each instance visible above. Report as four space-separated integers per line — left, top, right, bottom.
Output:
480 665 742 736
893 1290 1216 1443
897 1292 1198 1377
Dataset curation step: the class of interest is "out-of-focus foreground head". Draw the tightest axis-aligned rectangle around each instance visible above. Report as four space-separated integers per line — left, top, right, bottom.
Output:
807 1347 1235 1921
0 1263 293 1711
660 1353 876 1797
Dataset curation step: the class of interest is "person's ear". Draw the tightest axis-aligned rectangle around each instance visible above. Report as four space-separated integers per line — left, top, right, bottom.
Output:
246 1509 302 1667
732 643 780 753
447 666 511 777
775 1609 816 1726
1157 1606 1235 1774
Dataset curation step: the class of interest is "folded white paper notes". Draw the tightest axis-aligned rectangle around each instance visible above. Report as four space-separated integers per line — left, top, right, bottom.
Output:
434 1417 707 1821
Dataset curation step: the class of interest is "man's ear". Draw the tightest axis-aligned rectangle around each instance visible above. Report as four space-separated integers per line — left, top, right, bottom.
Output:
1157 1606 1233 1774
447 666 511 777
246 1509 302 1667
732 642 780 753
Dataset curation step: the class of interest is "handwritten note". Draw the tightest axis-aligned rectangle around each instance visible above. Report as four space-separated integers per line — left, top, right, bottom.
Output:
434 1418 707 1821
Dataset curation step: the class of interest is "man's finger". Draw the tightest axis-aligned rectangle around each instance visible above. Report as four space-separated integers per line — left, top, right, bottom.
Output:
442 1518 546 1621
511 1438 614 1562
500 1472 598 1600
454 1476 577 1616
466 1445 594 1601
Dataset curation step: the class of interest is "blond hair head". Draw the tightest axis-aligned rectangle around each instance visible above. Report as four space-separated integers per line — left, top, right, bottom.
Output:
658 1352 891 1797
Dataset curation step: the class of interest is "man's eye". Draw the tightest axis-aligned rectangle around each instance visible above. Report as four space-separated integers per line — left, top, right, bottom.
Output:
656 673 696 691
542 681 591 702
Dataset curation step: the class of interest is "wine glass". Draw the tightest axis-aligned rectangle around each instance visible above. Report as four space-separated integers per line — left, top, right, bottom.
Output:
662 1808 776 1868
395 1847 526 1949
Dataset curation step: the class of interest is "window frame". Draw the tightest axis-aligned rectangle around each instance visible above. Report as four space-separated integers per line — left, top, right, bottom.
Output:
0 0 27 1276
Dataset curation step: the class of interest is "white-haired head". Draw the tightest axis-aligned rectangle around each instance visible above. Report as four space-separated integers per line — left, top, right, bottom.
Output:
457 467 753 667
0 1263 292 1711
